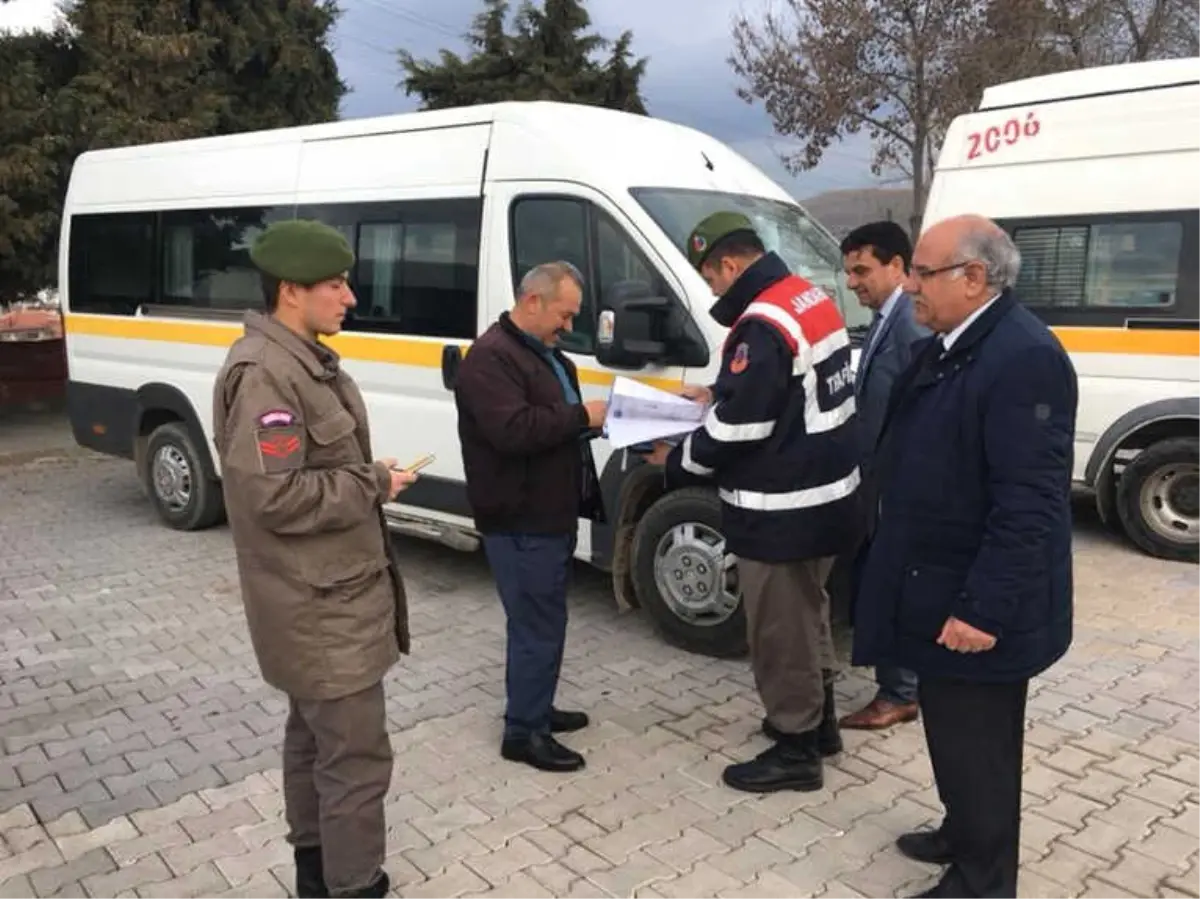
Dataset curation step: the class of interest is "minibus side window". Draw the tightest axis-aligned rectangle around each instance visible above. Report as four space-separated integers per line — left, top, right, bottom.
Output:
68 213 155 315
1004 212 1194 317
160 207 285 312
510 195 676 356
300 198 481 341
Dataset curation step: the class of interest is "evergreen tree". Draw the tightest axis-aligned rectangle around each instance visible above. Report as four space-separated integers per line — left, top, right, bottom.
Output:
0 0 346 299
0 30 76 300
398 0 649 114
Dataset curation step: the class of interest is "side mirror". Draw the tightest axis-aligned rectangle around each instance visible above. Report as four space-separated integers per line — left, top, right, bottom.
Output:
595 280 709 370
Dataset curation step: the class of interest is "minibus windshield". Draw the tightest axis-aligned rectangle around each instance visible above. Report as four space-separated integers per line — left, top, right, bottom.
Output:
630 187 870 333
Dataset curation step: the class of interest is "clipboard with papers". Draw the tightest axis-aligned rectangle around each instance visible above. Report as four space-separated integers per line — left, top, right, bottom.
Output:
601 376 709 449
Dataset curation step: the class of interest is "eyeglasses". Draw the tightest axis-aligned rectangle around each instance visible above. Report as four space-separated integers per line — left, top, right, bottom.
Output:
911 260 975 280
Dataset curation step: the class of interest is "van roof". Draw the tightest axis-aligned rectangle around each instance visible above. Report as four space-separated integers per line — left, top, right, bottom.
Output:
72 100 711 160
978 57 1200 110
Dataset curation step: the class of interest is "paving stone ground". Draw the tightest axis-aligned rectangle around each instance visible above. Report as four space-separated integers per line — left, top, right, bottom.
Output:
1 410 1197 898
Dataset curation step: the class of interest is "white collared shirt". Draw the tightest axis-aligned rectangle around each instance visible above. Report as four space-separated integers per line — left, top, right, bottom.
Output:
876 285 903 324
941 293 1001 352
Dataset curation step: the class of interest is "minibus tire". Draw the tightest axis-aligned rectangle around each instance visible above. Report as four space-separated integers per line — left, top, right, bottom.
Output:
631 488 748 658
1115 437 1199 563
143 422 226 531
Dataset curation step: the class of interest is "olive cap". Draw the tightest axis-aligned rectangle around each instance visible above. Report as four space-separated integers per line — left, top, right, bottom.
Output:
250 219 354 285
686 211 757 269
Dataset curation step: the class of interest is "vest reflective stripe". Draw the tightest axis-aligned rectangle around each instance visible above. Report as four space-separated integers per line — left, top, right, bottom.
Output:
734 274 857 439
704 405 776 443
802 367 857 434
680 433 715 477
719 467 862 512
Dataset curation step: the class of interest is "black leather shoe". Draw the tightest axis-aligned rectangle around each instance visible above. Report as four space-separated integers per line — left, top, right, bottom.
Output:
761 673 843 756
336 871 390 898
550 708 589 733
501 732 586 772
294 845 328 898
896 829 954 865
723 731 823 793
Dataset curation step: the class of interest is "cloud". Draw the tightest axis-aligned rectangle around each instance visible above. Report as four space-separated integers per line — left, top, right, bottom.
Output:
334 0 889 200
0 0 890 201
0 0 59 33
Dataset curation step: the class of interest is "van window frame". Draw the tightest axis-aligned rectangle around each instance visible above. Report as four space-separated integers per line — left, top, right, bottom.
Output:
996 208 1199 329
66 198 484 342
506 192 686 357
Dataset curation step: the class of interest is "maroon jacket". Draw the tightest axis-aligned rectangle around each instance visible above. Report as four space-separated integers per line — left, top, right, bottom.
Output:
454 313 604 535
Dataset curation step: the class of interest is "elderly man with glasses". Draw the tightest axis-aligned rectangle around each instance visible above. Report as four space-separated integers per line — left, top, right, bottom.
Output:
851 214 1078 898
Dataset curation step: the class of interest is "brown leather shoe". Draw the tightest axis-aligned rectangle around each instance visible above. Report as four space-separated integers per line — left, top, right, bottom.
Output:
838 697 919 730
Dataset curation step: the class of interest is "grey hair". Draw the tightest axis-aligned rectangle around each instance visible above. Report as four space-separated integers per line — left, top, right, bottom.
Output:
954 221 1022 289
516 261 585 304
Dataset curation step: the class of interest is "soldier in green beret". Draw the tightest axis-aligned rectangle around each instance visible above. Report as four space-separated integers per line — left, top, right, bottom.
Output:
211 219 414 898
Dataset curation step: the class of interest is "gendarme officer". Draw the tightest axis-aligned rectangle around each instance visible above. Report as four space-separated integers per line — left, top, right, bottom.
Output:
647 212 864 794
212 220 414 899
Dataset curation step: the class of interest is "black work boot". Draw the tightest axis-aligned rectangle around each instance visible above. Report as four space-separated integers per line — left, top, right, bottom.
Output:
817 671 844 756
294 846 328 898
722 729 823 793
336 871 390 898
761 671 843 756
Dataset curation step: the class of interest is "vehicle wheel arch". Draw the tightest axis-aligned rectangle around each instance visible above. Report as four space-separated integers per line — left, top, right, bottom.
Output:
134 383 218 483
1086 398 1199 520
597 452 672 611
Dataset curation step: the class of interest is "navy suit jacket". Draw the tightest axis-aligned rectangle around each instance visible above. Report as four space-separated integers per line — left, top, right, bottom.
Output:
851 289 1078 683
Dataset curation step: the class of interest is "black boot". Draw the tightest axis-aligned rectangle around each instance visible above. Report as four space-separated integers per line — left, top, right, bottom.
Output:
294 846 328 899
761 671 843 756
817 672 844 756
337 871 390 898
722 729 823 793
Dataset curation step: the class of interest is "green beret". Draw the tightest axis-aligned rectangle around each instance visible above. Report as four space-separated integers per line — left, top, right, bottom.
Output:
686 211 757 269
250 220 354 285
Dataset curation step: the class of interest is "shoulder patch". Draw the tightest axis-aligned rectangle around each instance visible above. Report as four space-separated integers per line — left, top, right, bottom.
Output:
257 408 296 428
256 426 303 473
729 342 750 374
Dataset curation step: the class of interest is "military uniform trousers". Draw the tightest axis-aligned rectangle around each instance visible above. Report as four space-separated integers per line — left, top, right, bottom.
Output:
740 556 836 734
283 681 392 896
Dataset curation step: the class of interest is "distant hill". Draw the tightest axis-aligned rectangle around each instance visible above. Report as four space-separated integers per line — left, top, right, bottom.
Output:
799 188 915 239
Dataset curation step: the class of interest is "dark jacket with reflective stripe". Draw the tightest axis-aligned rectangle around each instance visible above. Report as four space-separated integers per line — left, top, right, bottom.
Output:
665 253 866 562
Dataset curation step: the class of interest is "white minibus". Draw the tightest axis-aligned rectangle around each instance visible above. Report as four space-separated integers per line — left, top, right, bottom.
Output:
925 57 1199 563
59 100 869 657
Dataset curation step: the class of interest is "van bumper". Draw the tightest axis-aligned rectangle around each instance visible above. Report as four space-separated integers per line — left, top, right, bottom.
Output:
67 380 137 459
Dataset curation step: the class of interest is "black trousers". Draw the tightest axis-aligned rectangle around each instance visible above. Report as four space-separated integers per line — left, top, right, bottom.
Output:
919 676 1029 898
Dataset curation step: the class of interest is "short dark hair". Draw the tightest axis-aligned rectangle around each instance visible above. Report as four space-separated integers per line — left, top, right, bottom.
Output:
703 230 765 268
840 221 912 273
261 274 282 313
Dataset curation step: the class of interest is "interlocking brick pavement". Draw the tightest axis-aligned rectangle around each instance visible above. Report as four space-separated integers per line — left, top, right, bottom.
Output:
2 414 1198 898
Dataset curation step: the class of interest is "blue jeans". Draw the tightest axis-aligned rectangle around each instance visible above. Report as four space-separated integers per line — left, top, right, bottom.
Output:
481 533 575 739
876 664 919 705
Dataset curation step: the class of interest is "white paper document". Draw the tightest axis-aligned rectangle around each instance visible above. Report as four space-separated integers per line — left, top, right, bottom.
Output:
602 376 709 449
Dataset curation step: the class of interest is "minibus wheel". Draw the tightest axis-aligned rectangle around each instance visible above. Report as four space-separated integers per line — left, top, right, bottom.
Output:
1115 437 1199 563
143 421 225 531
631 488 748 658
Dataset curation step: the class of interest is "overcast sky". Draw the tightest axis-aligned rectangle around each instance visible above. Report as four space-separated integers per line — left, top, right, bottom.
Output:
2 0 886 199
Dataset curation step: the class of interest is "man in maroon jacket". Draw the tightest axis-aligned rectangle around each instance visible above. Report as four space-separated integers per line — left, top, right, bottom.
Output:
453 261 608 772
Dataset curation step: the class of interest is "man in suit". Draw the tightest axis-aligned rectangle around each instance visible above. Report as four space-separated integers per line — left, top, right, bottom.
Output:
853 214 1077 898
838 221 929 731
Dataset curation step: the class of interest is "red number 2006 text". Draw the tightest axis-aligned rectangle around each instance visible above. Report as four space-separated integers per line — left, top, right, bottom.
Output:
967 111 1040 160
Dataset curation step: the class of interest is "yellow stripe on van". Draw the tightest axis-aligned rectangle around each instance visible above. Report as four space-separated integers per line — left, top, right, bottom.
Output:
1051 326 1198 357
62 313 684 390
